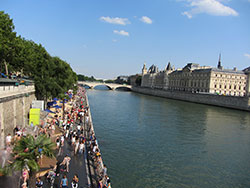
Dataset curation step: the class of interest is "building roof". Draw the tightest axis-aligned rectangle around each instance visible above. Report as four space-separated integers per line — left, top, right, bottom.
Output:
243 66 250 73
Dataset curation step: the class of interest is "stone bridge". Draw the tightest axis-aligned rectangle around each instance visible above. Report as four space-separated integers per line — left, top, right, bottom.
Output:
78 81 131 90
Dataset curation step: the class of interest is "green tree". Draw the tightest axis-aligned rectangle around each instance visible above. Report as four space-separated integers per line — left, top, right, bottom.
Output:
2 134 55 174
0 11 17 75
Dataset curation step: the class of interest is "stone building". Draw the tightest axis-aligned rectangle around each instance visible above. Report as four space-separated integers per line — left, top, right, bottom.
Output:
141 57 250 97
141 62 174 89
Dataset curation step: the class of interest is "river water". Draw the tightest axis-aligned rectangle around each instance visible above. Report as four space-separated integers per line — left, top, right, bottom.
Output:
87 89 250 188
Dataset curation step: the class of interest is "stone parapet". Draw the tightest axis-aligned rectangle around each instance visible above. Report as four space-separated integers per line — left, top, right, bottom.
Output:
132 86 250 111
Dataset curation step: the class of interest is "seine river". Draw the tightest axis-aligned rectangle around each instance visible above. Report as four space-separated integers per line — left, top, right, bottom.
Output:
87 89 250 188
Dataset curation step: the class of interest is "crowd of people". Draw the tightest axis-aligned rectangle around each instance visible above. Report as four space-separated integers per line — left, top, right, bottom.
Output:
1 87 111 188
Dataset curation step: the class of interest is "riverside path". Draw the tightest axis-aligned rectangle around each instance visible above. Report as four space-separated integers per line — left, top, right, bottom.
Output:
44 138 88 188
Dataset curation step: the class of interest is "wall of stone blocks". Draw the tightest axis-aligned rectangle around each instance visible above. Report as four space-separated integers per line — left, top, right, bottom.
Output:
0 92 36 146
132 87 250 111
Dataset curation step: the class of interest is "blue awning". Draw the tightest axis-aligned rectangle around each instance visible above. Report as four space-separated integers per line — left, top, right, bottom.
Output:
47 102 54 107
51 105 62 109
45 109 55 113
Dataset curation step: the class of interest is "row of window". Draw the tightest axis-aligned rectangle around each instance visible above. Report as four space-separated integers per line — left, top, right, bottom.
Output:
214 84 245 90
212 79 246 84
169 80 209 88
213 73 245 79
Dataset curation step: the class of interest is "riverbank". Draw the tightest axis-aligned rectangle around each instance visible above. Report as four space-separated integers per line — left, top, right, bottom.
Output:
84 90 111 188
132 86 250 111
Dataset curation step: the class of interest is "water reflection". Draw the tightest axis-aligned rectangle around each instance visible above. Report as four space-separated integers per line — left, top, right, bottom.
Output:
87 90 250 188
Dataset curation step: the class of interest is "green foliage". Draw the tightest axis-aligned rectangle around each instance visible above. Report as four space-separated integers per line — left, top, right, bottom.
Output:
77 74 102 82
0 11 16 73
105 79 115 83
0 11 77 100
3 134 55 174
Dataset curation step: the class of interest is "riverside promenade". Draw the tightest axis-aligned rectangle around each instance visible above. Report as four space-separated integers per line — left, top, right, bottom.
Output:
0 87 110 188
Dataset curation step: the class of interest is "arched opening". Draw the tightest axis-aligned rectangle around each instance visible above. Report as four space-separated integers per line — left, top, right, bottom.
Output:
82 84 91 89
115 87 131 91
94 85 112 90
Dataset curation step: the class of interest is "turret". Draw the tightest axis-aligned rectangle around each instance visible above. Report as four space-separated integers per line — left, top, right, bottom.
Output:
142 63 147 75
217 53 223 69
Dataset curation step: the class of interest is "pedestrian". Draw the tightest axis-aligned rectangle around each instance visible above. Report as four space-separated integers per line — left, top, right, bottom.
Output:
56 136 60 149
74 140 79 155
61 135 65 146
22 168 29 183
5 133 12 146
1 147 8 168
35 177 43 188
71 174 79 188
71 135 76 146
79 140 84 154
98 178 103 188
102 164 107 177
51 124 55 135
60 155 71 172
60 175 68 188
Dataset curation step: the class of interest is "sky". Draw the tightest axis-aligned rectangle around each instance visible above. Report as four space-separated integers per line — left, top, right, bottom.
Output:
1 0 250 79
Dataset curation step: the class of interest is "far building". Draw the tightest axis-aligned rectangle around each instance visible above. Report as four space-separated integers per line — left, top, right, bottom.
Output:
141 56 250 97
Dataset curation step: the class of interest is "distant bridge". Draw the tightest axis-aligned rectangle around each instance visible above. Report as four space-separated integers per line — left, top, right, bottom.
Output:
78 81 132 90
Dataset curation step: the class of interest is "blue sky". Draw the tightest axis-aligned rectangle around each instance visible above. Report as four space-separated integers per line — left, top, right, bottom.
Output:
1 0 250 79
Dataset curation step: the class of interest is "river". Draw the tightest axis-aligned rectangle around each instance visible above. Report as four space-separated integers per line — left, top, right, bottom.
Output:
87 89 250 188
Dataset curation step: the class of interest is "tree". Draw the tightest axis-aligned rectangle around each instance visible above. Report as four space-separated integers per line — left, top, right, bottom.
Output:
2 134 55 174
0 11 17 74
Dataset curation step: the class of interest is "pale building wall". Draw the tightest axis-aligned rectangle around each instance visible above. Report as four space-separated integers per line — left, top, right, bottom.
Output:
210 71 247 96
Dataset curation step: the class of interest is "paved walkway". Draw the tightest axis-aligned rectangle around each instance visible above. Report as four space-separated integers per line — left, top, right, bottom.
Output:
41 137 88 188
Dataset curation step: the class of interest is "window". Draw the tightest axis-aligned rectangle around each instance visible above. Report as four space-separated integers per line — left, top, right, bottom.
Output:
215 85 217 88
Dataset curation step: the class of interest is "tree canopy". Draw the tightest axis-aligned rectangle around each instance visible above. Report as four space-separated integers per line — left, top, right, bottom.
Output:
0 11 77 100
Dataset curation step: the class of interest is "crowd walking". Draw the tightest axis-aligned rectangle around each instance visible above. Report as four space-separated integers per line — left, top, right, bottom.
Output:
0 87 111 188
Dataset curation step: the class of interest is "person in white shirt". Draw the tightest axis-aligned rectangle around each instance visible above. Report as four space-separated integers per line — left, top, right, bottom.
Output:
6 133 12 146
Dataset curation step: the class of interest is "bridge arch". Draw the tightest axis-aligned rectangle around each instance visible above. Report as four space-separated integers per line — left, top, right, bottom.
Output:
115 86 131 91
93 85 113 90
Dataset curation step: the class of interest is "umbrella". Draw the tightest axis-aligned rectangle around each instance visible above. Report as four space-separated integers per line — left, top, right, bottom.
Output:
47 102 54 107
45 109 55 113
53 97 59 101
52 105 62 109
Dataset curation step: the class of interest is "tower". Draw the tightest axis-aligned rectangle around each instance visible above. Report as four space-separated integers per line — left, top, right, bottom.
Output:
142 63 147 75
217 53 222 69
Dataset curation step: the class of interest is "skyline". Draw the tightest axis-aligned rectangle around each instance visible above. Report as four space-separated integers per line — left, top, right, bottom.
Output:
1 0 250 79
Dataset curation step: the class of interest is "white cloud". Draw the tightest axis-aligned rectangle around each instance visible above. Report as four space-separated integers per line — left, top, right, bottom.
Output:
244 53 250 59
112 39 118 42
140 16 153 24
113 30 129 36
181 0 238 19
100 16 130 25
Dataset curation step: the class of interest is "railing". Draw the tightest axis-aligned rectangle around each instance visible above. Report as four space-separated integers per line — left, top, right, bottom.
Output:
0 85 35 97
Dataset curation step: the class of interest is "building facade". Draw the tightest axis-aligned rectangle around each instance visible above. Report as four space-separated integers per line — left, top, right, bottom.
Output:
141 59 250 97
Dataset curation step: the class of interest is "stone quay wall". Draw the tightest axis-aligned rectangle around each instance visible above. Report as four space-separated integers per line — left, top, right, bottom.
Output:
132 86 250 112
0 85 36 148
